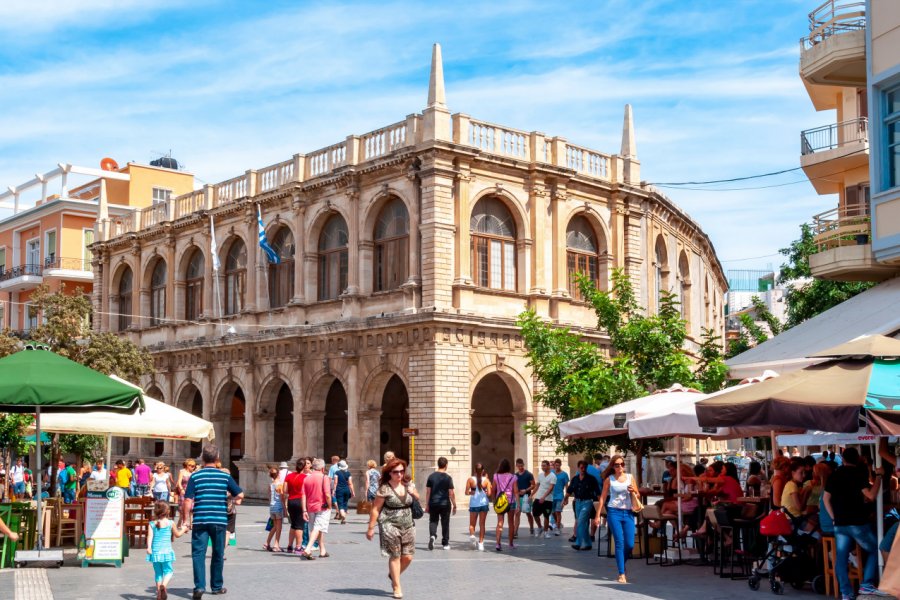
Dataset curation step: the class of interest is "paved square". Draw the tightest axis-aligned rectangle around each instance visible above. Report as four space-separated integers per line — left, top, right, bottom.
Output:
5 504 822 599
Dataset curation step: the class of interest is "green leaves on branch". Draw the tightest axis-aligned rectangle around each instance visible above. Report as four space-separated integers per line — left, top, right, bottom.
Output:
518 268 728 456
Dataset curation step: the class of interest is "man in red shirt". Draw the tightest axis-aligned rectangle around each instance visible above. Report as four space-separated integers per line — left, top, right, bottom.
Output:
301 458 332 559
283 458 309 554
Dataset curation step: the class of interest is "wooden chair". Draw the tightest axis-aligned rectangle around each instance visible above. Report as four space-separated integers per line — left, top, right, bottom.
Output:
124 497 152 548
822 535 864 599
56 502 84 547
0 505 22 568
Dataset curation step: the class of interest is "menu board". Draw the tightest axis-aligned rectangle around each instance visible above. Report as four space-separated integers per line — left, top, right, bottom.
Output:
82 486 125 567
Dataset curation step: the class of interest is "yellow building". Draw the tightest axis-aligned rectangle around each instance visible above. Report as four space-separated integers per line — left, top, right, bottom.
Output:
801 0 900 280
0 162 193 330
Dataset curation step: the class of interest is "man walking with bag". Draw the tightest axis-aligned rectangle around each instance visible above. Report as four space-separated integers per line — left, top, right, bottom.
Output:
425 457 456 550
183 444 243 599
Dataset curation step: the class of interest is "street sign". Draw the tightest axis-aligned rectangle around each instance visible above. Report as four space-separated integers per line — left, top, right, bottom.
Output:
402 428 419 437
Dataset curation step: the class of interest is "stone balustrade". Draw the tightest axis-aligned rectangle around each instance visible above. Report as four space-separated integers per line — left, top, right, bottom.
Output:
106 112 622 237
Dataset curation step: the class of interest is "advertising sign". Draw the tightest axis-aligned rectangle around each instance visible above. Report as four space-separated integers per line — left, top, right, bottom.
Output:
81 486 125 567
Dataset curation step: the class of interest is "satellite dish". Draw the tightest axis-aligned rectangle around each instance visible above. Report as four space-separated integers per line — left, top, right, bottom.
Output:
100 157 119 171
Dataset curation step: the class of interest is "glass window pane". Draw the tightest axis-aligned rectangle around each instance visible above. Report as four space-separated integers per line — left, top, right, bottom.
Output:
890 146 900 188
489 240 501 288
504 241 515 291
888 89 900 116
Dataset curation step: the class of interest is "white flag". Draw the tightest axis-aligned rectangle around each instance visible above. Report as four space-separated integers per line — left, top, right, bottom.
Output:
210 215 220 271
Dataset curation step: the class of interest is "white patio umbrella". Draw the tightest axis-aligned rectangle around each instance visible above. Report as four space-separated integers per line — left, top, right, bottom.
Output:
558 383 705 440
34 375 214 467
627 375 780 534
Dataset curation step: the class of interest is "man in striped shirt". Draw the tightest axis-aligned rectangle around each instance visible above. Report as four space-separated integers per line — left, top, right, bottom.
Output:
184 444 243 599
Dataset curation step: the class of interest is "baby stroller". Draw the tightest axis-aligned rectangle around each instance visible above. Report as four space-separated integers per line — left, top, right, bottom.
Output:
747 509 823 595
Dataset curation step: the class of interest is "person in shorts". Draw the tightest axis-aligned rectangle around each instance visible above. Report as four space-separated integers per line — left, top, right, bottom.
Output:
532 460 556 538
264 467 284 552
513 458 535 538
283 458 309 554
465 462 492 552
552 459 569 536
301 458 332 559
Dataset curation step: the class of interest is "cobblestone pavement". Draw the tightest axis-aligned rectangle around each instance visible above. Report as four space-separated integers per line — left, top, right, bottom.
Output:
9 504 828 600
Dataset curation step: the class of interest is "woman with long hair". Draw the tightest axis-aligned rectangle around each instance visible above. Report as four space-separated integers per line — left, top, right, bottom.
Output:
492 458 518 551
366 458 419 599
594 454 637 584
770 456 791 509
175 459 196 528
466 462 492 551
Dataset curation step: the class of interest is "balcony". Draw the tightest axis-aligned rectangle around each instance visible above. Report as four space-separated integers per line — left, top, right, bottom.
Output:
0 263 43 292
800 118 869 194
42 256 93 282
809 202 897 281
800 0 866 88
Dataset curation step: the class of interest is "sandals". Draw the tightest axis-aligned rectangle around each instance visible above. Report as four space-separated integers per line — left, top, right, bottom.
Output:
319 552 330 558
263 544 272 552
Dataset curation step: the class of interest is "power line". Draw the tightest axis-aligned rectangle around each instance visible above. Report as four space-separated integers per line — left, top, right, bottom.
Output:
720 253 782 263
649 148 868 188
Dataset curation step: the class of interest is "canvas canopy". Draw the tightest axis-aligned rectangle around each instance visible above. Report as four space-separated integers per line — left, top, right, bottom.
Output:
558 384 703 440
35 375 214 442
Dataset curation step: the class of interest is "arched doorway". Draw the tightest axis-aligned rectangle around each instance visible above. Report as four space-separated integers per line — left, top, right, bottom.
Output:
229 388 246 482
380 375 409 463
324 380 348 460
274 383 293 461
471 374 514 472
189 390 203 458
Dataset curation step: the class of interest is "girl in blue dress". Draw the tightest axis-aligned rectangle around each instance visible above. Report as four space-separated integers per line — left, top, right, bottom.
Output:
147 500 187 600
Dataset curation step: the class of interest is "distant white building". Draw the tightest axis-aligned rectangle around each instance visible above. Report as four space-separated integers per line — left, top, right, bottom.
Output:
725 270 787 341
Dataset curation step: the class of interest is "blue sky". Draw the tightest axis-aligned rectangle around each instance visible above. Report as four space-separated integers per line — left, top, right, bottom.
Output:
0 0 831 274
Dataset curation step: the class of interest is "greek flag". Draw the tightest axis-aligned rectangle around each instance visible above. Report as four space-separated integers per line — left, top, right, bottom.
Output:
257 205 279 264
210 216 220 271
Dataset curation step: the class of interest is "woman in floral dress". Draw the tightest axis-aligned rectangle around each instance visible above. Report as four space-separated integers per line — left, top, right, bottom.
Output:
366 458 420 599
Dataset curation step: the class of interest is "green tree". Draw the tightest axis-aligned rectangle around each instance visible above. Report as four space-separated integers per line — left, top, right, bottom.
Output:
0 284 154 492
518 269 727 483
778 223 875 328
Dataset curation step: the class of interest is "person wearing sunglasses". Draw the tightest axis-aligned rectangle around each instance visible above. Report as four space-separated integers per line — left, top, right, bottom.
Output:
366 458 420 599
594 454 638 584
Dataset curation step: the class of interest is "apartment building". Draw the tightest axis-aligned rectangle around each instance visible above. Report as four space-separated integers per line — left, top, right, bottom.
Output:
0 162 193 332
726 0 900 378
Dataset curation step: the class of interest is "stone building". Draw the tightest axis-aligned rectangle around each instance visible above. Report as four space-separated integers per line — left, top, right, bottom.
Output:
91 45 727 497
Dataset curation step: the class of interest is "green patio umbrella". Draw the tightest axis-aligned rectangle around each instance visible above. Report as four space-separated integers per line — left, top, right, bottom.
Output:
0 346 143 559
23 432 51 444
0 348 143 413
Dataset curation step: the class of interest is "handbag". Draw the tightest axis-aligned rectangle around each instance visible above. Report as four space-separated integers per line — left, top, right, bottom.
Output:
410 497 424 520
629 476 644 513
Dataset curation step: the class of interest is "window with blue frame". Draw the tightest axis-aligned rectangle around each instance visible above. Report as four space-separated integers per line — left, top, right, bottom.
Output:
886 84 900 189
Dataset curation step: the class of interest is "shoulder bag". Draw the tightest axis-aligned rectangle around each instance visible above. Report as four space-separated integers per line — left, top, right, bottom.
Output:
409 484 424 519
628 475 644 513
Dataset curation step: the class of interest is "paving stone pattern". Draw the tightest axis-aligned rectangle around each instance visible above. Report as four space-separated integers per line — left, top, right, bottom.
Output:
18 504 824 600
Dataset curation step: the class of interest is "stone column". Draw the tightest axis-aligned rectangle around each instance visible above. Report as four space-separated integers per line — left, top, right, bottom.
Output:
528 177 548 295
345 359 362 469
418 154 457 309
291 401 305 460
244 209 258 312
302 410 326 457
345 190 360 295
291 198 305 304
165 236 176 321
549 183 567 296
453 169 472 285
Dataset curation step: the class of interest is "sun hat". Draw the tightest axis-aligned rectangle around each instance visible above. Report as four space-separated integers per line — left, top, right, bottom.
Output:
337 460 348 471
279 461 289 469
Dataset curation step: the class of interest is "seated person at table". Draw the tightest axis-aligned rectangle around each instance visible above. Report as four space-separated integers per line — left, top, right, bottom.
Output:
781 458 816 533
745 461 762 497
816 462 834 536
769 456 791 510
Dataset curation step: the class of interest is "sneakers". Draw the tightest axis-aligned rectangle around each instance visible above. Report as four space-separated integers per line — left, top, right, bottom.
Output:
495 543 502 552
509 542 516 550
544 531 552 539
477 542 484 552
469 534 477 548
442 545 451 550
858 584 891 596
529 528 535 536
428 535 435 551
554 530 561 536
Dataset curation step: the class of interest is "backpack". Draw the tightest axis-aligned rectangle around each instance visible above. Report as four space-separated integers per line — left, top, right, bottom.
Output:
493 474 513 514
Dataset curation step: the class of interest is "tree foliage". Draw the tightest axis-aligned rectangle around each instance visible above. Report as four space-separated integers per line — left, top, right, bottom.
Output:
0 284 154 483
518 269 727 466
726 296 783 359
778 223 875 328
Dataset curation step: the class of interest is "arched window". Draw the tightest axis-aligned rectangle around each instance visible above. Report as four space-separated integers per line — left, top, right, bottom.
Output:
150 260 166 326
118 267 133 331
318 215 349 301
224 240 247 315
471 197 516 291
654 236 669 310
184 249 204 321
566 216 601 300
268 227 295 308
374 198 409 292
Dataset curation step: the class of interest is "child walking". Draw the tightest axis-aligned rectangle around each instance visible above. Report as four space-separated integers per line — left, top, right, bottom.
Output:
146 500 186 600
